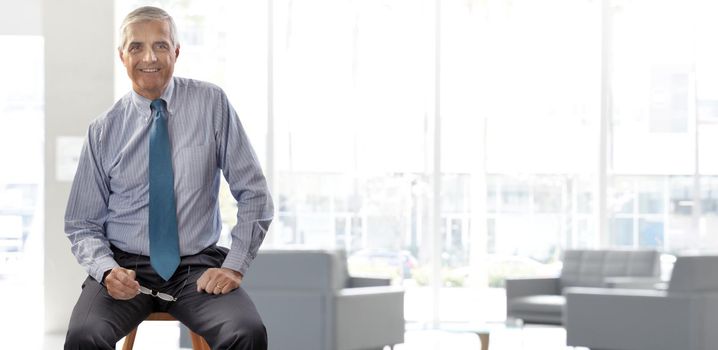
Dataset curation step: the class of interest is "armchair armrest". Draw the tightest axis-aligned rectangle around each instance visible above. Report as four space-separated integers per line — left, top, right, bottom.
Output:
348 276 392 288
335 286 404 350
505 277 561 300
564 288 718 350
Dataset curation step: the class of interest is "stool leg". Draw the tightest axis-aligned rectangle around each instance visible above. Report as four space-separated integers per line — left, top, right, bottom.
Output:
478 332 490 350
190 331 211 350
122 328 138 350
121 312 210 350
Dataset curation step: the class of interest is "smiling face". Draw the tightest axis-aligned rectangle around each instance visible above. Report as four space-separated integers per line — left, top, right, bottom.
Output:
119 20 179 100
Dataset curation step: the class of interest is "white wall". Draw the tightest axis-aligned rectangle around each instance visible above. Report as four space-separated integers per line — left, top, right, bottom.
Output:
0 0 42 35
43 0 115 334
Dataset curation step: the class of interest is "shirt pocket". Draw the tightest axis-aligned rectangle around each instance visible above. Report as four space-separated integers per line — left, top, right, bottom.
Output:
175 144 216 190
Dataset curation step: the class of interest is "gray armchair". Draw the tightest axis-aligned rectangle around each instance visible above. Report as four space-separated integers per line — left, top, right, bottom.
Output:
565 255 718 350
505 249 660 324
241 249 405 350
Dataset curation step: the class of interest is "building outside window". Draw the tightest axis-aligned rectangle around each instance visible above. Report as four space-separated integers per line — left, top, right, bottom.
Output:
0 35 44 277
0 34 44 340
114 0 718 323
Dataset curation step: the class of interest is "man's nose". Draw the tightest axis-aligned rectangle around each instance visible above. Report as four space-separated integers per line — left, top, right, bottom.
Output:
142 48 158 62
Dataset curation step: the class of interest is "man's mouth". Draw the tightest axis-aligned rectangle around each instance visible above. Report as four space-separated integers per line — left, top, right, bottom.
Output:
139 68 160 73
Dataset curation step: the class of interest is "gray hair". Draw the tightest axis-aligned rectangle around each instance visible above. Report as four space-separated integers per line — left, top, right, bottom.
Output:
118 6 179 51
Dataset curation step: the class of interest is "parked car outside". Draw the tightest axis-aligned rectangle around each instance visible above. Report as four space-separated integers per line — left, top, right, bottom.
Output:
348 249 418 280
486 254 559 287
421 254 560 288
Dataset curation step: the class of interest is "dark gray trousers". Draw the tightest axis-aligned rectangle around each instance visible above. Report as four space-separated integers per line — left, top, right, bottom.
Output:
64 245 267 350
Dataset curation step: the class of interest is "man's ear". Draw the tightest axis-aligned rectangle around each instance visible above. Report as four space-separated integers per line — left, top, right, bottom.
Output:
118 48 125 64
174 45 180 59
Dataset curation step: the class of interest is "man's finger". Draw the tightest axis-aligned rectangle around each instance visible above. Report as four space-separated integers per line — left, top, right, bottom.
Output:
117 280 140 294
112 286 138 299
115 268 139 289
220 282 234 294
212 280 226 295
106 277 139 300
212 279 225 294
196 271 208 292
205 277 220 294
200 268 220 293
114 268 130 283
123 269 140 289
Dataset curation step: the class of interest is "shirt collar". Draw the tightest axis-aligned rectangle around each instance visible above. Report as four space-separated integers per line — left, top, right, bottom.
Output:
129 77 176 120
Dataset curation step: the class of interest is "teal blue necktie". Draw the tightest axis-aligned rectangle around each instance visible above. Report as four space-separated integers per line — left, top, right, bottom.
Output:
149 99 180 281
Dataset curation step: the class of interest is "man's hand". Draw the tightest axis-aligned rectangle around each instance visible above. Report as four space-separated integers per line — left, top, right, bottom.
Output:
104 267 140 300
196 267 243 295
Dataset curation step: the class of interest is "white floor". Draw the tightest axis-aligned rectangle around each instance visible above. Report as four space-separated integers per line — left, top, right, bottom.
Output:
400 323 576 350
11 320 582 350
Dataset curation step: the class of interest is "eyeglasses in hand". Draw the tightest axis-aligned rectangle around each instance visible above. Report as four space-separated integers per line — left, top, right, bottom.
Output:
130 258 190 302
138 285 178 302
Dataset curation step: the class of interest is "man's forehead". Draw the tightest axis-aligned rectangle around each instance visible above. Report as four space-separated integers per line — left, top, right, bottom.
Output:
126 20 171 38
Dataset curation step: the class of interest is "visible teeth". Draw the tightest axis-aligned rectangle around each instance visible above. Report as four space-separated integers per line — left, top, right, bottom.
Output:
141 68 159 72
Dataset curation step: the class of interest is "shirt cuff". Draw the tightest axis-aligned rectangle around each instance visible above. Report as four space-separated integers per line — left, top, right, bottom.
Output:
222 249 251 277
221 220 270 276
91 255 119 283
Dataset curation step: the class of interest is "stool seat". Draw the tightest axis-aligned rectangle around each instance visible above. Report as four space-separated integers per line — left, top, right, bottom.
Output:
121 312 210 350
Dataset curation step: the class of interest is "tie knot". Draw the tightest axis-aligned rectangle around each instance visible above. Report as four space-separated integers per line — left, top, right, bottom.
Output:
150 99 166 113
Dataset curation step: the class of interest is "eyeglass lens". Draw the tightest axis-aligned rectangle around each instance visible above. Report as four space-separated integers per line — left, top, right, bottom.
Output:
139 285 177 302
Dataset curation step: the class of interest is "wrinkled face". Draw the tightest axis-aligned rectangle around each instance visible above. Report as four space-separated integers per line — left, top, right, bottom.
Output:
119 20 179 100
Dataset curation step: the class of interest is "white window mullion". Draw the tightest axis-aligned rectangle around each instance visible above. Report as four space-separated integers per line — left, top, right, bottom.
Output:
598 0 613 248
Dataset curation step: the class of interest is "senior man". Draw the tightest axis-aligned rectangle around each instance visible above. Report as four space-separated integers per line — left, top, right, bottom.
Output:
63 6 273 349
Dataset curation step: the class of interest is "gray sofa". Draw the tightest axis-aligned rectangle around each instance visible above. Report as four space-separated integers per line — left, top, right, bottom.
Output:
241 249 405 350
565 255 718 350
505 249 661 324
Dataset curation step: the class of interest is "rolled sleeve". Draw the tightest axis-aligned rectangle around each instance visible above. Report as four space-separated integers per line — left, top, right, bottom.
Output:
216 90 274 275
90 255 119 283
65 122 118 280
222 220 271 275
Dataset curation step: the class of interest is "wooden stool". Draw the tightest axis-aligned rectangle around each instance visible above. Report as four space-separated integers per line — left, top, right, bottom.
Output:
122 312 210 350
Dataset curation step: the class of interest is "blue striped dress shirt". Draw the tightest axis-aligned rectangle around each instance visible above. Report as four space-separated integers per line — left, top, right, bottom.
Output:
65 77 274 282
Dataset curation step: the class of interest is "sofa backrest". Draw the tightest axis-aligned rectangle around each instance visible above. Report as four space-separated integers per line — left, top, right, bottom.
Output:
668 255 718 293
242 249 349 292
560 249 660 289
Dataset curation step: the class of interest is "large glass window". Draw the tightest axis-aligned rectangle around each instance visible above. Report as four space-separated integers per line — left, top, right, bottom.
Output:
111 0 718 325
271 2 435 322
0 36 44 276
0 35 44 344
437 0 599 321
610 0 718 254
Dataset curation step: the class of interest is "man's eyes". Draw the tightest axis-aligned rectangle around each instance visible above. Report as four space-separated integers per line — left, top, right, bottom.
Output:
127 43 169 53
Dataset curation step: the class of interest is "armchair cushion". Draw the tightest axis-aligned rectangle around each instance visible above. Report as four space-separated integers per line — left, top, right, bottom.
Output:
348 276 392 288
510 295 565 312
508 295 565 324
602 276 667 289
